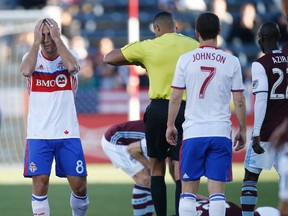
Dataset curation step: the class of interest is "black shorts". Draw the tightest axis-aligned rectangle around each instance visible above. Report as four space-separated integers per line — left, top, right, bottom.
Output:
144 99 185 161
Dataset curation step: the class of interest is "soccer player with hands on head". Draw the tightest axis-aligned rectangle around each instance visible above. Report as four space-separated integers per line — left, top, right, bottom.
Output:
240 21 288 216
166 12 246 216
20 18 88 216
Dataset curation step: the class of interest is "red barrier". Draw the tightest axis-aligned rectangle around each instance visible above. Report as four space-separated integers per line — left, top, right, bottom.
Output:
79 114 253 164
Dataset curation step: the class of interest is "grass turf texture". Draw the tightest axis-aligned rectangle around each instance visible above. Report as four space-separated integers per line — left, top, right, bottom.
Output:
0 163 279 216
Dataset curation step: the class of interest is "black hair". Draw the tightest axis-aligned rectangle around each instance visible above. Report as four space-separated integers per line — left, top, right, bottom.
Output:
195 12 220 40
258 21 281 41
153 11 173 23
153 11 175 26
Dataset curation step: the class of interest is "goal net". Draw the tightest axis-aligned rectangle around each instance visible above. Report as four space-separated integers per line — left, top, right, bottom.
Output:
0 7 61 166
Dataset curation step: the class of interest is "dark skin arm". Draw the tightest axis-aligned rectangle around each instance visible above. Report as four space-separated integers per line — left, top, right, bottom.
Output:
252 136 265 154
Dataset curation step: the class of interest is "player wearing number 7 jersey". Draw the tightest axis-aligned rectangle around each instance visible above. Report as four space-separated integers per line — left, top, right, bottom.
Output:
166 12 247 216
240 21 288 216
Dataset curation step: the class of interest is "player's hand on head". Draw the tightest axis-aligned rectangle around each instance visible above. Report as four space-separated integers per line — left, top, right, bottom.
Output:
252 136 265 154
34 19 44 45
166 126 178 146
44 18 60 41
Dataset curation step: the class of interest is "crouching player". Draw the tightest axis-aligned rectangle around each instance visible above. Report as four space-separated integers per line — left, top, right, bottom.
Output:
101 120 154 216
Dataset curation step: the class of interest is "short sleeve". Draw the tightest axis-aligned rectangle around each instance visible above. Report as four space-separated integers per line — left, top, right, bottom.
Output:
171 55 186 89
121 41 144 63
231 57 244 92
251 61 268 94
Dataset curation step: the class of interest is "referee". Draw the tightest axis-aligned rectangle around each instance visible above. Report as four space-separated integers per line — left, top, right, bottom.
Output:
104 11 199 216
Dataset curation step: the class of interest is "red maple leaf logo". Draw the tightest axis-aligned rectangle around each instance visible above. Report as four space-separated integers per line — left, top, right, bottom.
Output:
64 130 69 134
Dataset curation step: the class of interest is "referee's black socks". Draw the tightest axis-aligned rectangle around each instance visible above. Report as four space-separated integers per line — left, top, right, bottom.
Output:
151 176 167 216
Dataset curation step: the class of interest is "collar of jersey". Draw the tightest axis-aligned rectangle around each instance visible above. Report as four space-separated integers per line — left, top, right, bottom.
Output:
199 45 218 49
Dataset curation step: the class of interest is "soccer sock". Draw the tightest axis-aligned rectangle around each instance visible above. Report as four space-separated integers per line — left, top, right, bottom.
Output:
145 187 154 216
151 176 167 216
240 180 258 216
179 193 197 216
175 179 181 216
209 193 226 216
70 192 89 216
132 184 154 216
32 194 50 216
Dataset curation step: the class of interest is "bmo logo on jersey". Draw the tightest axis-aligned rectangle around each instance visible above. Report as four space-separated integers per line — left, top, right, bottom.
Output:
56 74 68 87
32 71 72 92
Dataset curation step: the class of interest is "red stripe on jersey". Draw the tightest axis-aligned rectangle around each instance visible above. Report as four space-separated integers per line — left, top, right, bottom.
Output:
31 71 72 92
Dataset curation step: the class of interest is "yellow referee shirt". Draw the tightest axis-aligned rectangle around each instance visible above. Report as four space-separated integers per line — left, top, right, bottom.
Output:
121 32 199 100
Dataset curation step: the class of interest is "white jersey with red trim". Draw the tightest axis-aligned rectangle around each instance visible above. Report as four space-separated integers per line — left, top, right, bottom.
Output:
25 50 80 139
172 46 244 139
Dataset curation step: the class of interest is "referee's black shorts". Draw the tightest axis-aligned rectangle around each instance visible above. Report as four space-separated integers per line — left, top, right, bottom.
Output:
144 99 185 161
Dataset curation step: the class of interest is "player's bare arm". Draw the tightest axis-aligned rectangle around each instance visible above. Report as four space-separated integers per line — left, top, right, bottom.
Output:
166 88 184 146
103 49 133 66
44 18 79 74
127 141 150 169
232 91 247 151
20 19 44 77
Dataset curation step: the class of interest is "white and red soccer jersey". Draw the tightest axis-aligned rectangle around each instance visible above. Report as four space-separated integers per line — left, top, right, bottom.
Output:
24 50 80 139
172 46 244 139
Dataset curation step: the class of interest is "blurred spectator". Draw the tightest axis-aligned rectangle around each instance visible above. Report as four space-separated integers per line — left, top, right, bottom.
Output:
94 37 128 89
18 0 47 9
211 0 233 46
158 0 176 12
70 35 95 89
0 37 12 65
227 3 262 45
176 0 207 12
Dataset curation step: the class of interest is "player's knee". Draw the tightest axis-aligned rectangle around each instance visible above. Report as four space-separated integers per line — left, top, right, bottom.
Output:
72 183 87 196
243 168 260 182
142 174 151 186
136 173 150 186
33 177 49 195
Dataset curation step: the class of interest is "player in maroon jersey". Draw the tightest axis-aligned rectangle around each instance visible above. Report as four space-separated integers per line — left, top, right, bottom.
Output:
240 21 288 216
194 199 279 216
101 120 154 216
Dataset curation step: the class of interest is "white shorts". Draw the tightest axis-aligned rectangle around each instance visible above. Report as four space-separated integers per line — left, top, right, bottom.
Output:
101 136 145 177
244 140 279 174
279 143 288 201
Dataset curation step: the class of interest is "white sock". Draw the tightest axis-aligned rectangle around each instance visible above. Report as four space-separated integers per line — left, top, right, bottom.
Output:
179 193 197 216
32 194 50 216
209 193 226 216
70 192 89 216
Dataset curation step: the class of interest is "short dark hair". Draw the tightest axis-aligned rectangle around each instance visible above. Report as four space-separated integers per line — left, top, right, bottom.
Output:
154 11 173 22
195 12 220 40
153 11 175 28
258 21 281 41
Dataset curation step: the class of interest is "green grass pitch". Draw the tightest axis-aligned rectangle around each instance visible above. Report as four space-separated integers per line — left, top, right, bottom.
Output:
0 164 279 215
